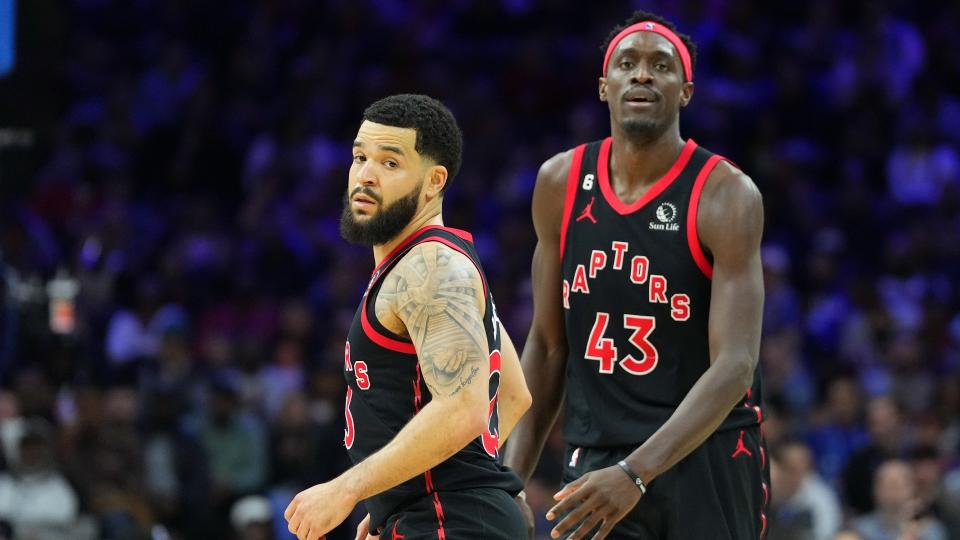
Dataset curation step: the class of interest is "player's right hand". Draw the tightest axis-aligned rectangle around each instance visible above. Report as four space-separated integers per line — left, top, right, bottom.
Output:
355 514 378 540
516 492 535 539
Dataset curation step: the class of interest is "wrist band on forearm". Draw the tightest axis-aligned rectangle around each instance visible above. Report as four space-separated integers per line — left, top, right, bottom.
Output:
617 460 647 495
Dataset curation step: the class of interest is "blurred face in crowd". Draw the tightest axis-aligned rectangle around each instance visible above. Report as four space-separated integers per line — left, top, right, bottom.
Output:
340 121 446 246
771 443 813 503
826 378 862 426
867 396 902 450
769 460 786 505
873 460 915 514
910 451 942 503
212 389 239 424
833 532 865 540
599 32 694 142
18 433 54 477
0 391 18 421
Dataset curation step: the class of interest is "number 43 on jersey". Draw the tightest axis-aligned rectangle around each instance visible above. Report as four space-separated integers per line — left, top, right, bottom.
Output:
584 312 658 375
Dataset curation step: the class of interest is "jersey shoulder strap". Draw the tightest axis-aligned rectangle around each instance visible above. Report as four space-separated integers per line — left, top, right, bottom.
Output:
559 140 605 260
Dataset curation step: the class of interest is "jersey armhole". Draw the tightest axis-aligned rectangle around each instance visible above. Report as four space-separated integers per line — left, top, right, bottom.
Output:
686 155 727 280
559 144 587 261
361 296 417 355
361 236 490 355
361 245 419 355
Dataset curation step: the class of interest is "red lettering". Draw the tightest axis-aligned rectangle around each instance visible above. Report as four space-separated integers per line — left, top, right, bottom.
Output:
649 275 667 303
355 361 370 390
589 250 607 278
671 294 690 321
630 256 649 285
585 313 618 373
611 242 629 270
343 387 355 449
571 264 590 293
584 312 661 376
620 315 658 375
562 280 570 309
344 341 353 371
481 350 502 457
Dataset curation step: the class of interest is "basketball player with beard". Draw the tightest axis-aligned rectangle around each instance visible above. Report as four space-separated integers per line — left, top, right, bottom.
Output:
503 11 768 540
284 94 531 540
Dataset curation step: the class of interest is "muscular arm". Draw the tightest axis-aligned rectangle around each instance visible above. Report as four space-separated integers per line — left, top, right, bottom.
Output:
340 242 494 501
502 151 573 482
497 325 533 447
624 162 765 484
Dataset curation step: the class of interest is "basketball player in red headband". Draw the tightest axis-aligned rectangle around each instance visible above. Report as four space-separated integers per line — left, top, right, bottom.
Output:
504 11 768 539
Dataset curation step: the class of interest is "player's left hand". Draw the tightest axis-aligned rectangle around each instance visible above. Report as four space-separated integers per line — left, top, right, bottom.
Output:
285 479 358 540
546 465 642 539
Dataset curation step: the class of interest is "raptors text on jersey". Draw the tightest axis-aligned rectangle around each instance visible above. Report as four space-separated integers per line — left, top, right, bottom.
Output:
558 138 763 447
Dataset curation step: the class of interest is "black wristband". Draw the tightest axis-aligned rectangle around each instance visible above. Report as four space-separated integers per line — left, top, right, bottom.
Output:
617 460 647 495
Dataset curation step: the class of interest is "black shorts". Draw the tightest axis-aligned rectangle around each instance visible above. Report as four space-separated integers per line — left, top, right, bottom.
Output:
561 425 769 540
379 487 526 540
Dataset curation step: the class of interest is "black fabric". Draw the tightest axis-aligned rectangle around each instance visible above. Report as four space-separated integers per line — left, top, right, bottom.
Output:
380 487 526 540
560 426 770 539
560 138 763 447
344 226 523 533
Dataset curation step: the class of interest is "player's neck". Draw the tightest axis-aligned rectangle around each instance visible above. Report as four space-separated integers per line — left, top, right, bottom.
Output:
609 123 685 189
372 209 444 266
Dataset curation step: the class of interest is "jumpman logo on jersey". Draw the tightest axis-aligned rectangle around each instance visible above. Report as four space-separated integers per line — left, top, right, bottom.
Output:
576 196 597 224
731 430 753 458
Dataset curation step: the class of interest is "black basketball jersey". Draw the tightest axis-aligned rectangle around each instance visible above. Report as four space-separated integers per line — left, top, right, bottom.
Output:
559 137 763 448
343 225 523 534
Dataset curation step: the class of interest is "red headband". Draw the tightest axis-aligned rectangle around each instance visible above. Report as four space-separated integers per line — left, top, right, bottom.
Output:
602 21 693 82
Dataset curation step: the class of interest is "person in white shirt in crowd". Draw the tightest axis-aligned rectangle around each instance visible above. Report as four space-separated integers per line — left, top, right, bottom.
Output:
770 441 842 540
0 420 80 537
854 459 947 540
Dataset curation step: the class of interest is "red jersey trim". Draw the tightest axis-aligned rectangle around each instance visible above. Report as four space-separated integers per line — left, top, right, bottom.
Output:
360 299 417 354
431 491 447 539
686 155 724 280
372 225 474 278
412 370 447 539
598 137 698 215
360 233 486 356
413 363 423 412
559 144 587 261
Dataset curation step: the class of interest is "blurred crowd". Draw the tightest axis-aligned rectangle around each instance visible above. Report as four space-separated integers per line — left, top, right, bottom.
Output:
1 0 959 539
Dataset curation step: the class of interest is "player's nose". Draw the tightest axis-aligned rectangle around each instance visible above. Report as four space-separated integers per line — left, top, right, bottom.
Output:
630 62 654 85
356 162 378 186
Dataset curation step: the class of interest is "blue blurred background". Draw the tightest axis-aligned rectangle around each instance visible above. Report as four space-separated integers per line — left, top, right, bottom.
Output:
1 1 959 539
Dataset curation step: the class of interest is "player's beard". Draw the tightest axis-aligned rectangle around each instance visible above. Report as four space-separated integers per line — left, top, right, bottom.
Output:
617 96 673 144
339 183 422 246
621 116 667 143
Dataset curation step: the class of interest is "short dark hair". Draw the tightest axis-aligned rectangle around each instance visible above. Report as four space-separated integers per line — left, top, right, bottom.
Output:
362 94 463 190
601 11 698 80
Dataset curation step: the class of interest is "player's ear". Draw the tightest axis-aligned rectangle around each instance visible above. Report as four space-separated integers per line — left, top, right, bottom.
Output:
679 81 694 108
424 165 448 199
599 77 608 102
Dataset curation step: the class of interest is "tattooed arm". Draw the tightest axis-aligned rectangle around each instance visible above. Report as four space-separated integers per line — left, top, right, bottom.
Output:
284 242 498 538
337 242 494 502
